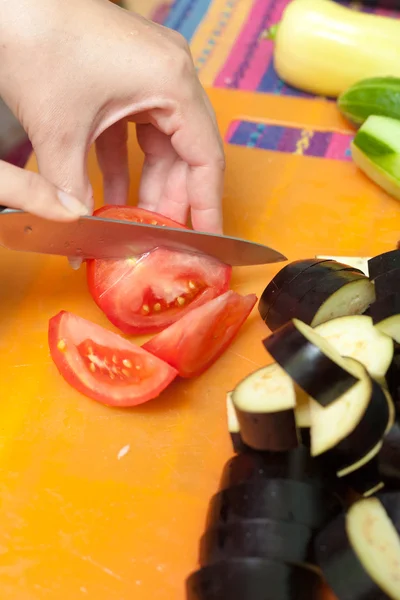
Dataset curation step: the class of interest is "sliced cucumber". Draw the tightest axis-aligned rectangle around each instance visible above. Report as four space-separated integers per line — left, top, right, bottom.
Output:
338 76 400 127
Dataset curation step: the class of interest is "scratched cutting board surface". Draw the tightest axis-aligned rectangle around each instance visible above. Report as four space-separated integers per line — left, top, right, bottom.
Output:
0 87 399 599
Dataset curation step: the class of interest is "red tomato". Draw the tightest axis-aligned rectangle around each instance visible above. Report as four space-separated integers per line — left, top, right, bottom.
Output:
86 206 232 335
48 311 177 407
143 291 257 378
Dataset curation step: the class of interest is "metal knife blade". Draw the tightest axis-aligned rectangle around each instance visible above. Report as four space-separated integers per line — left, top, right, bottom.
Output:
0 209 287 267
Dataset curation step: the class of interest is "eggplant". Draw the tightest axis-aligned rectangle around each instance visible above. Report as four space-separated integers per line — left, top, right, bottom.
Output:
310 358 392 471
226 392 251 454
315 315 394 382
199 519 315 568
186 557 321 600
315 495 400 600
368 249 400 280
374 268 400 301
339 457 384 497
386 346 400 413
206 479 342 531
263 319 360 406
371 293 400 344
232 363 299 452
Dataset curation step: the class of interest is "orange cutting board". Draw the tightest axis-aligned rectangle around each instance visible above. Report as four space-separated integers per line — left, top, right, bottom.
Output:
0 87 398 600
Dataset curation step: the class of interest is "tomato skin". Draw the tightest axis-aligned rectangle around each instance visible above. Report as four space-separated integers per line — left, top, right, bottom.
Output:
49 311 177 407
143 291 257 378
86 206 232 335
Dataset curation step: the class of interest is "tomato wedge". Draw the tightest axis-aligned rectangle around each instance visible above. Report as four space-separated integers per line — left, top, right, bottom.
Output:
49 311 177 407
143 291 257 378
86 206 232 335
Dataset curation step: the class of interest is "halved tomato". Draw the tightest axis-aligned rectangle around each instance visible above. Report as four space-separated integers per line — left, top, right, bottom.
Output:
143 291 257 378
86 206 232 335
48 311 177 407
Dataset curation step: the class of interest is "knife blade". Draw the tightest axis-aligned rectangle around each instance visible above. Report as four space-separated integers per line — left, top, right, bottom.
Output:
0 208 287 267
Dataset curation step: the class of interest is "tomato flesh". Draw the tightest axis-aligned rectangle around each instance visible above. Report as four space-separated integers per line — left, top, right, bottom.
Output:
49 311 177 406
86 206 232 335
143 291 257 378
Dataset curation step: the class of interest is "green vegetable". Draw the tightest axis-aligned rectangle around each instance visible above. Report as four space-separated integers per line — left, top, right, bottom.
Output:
351 115 400 202
338 77 400 127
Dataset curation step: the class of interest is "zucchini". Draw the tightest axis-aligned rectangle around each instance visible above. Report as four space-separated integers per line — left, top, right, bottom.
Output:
351 115 400 203
315 493 400 600
338 77 400 127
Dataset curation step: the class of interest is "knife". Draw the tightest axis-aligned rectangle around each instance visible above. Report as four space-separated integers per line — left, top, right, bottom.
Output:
0 208 287 267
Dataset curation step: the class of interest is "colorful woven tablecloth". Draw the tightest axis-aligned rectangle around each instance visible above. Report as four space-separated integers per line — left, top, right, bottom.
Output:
132 0 399 162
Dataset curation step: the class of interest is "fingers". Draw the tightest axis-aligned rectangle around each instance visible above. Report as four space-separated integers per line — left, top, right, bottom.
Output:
0 159 88 220
95 120 130 205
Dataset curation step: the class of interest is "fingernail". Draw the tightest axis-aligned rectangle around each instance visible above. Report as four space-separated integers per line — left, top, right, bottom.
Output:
57 190 89 216
68 257 83 270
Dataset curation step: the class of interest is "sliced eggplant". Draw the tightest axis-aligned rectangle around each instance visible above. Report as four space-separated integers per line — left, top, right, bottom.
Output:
371 293 400 344
368 249 400 280
310 358 392 471
315 496 400 600
338 452 384 497
374 268 400 301
258 258 359 322
386 346 400 413
219 446 326 490
263 319 360 407
199 519 315 568
226 392 250 454
316 255 370 276
206 479 342 531
265 269 372 332
186 557 321 600
315 315 394 381
232 362 299 452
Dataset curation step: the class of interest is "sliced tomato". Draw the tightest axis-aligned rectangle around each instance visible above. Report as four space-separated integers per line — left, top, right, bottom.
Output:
142 291 257 378
86 206 232 335
48 311 177 407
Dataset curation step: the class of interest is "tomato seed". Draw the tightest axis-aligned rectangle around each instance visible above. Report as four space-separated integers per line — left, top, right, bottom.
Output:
142 305 150 314
112 355 118 364
89 362 96 372
121 368 131 377
154 303 161 311
57 339 67 351
122 359 132 368
188 281 196 290
177 297 185 306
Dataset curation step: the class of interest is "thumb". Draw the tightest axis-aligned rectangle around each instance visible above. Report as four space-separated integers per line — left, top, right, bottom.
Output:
0 159 88 220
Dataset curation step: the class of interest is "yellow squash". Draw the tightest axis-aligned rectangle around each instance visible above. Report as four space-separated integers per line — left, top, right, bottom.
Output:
270 0 400 98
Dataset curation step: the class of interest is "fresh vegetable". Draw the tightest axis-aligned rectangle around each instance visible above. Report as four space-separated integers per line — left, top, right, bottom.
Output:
206 480 342 531
199 519 315 567
386 347 400 413
226 392 250 454
371 294 400 344
338 77 400 127
374 269 400 301
143 291 257 378
259 259 374 332
86 206 232 334
267 0 400 97
310 357 392 472
232 362 300 452
263 319 360 407
314 315 394 382
48 311 177 407
186 558 320 600
315 493 400 600
369 250 400 280
351 115 400 203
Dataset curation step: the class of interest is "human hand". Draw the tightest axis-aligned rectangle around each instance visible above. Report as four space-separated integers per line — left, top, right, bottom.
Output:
0 0 225 233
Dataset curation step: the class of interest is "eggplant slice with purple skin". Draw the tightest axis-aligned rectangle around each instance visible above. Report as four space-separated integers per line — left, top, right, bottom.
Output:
226 392 252 454
259 259 374 332
199 518 315 568
368 249 400 281
386 346 400 414
263 319 360 407
232 362 300 452
315 493 400 600
205 479 342 531
186 557 321 600
374 268 400 301
371 293 400 344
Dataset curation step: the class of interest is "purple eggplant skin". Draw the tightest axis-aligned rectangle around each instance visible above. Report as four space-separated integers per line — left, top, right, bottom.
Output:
229 431 252 455
199 518 315 567
386 346 400 415
259 259 363 324
374 268 400 302
186 557 321 600
377 491 400 531
206 479 343 531
235 407 299 452
371 293 400 326
263 268 366 332
368 250 400 281
378 423 400 490
315 512 391 600
263 320 359 407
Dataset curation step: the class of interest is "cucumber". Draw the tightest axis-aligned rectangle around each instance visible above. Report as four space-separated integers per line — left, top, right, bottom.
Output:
351 115 400 203
338 77 400 127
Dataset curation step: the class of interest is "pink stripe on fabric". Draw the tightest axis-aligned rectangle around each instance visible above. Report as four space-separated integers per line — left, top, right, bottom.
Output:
325 133 353 162
214 0 268 87
224 120 241 141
